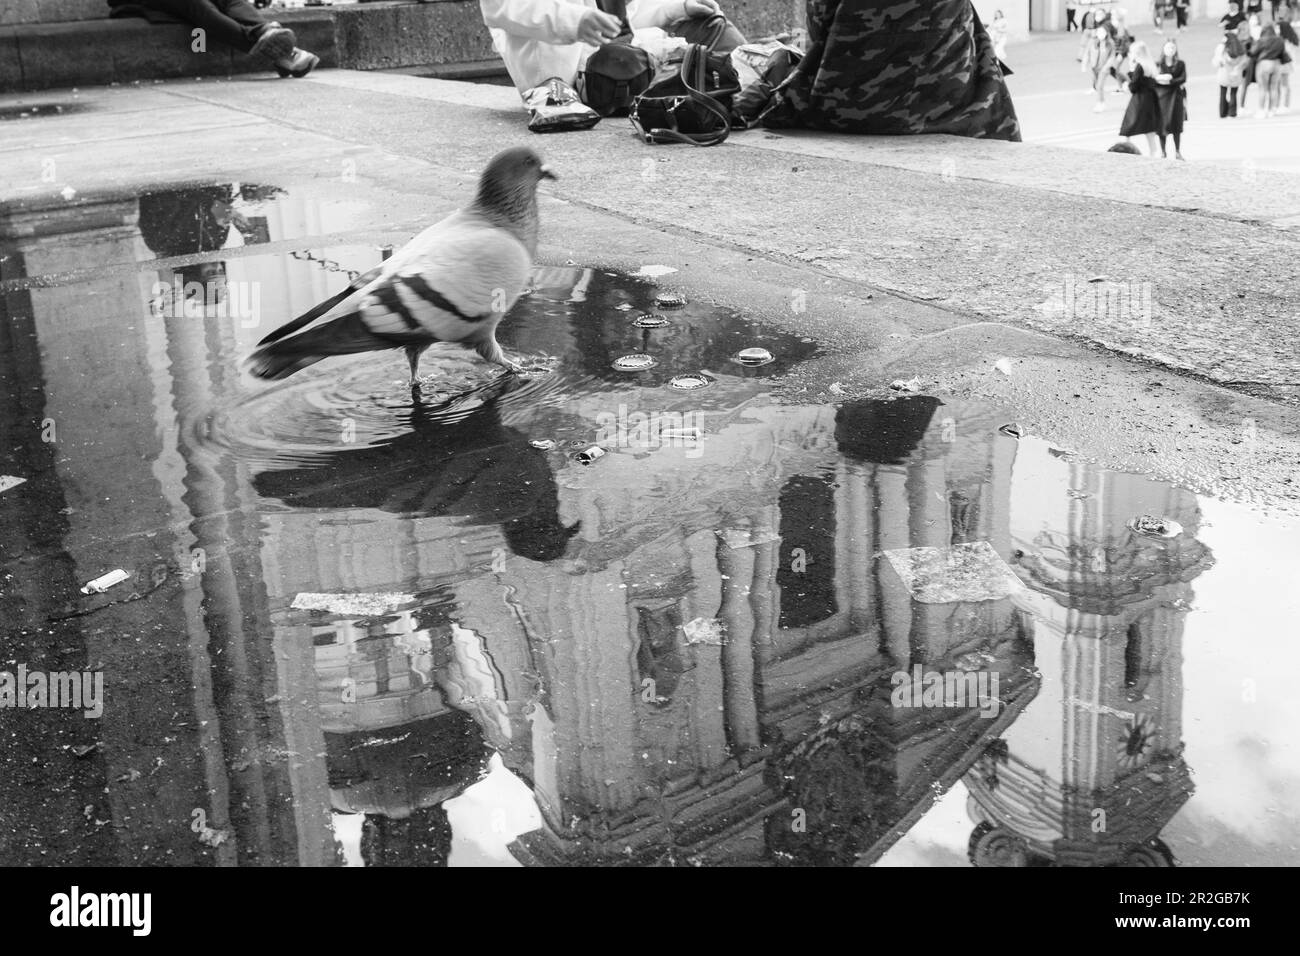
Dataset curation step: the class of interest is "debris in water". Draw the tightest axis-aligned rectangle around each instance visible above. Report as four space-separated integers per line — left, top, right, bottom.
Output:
71 743 98 758
573 446 606 464
81 569 129 594
632 312 670 328
529 439 557 450
828 381 848 395
1128 515 1183 539
613 354 657 371
291 591 414 615
632 265 678 278
654 291 687 309
880 541 1024 604
717 528 781 549
998 423 1023 438
197 826 229 848
0 475 26 494
890 377 922 392
683 617 727 645
734 347 775 366
60 186 77 201
659 427 701 442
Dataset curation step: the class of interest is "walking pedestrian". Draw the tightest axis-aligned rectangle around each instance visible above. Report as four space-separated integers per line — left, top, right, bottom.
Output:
1066 1 1078 32
1221 0 1246 31
1173 0 1189 32
1213 25 1248 116
105 0 318 76
991 9 1009 62
1153 38 1188 158
1085 17 1117 111
1120 40 1162 155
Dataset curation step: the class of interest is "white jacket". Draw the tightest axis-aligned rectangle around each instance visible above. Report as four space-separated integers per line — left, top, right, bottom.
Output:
480 0 690 92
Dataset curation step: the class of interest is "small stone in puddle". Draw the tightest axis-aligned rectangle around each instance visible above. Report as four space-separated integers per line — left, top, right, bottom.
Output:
683 617 726 645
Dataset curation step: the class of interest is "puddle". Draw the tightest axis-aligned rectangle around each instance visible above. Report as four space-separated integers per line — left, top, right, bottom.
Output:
1 204 1298 867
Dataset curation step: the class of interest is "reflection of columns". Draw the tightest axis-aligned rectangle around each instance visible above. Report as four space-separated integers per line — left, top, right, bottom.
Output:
716 533 760 757
749 505 779 654
987 434 1016 556
685 529 729 770
843 462 874 632
876 465 912 664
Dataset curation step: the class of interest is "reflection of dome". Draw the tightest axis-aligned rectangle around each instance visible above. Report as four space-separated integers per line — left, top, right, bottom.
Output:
1016 528 1212 616
328 709 490 819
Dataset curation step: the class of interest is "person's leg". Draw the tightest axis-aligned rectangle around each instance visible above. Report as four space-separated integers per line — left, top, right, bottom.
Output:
1146 132 1160 155
1157 132 1168 156
1220 85 1229 116
1172 130 1183 156
141 0 264 52
1229 84 1239 116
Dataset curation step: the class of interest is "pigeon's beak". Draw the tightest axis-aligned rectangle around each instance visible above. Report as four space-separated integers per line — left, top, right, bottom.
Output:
540 165 558 181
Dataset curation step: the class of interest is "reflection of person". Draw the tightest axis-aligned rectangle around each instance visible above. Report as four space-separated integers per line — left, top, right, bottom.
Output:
761 0 1020 140
106 0 318 77
479 0 745 130
138 184 272 309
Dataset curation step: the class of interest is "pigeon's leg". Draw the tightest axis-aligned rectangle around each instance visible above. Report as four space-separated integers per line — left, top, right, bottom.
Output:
474 334 525 375
405 344 429 392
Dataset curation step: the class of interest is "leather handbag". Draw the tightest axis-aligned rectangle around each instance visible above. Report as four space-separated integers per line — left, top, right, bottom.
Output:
629 42 741 146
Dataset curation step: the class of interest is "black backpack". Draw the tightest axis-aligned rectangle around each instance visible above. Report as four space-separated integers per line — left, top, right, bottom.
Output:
580 0 654 117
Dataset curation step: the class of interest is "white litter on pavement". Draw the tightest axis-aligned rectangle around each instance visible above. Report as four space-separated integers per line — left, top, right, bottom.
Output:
81 569 130 594
631 264 678 278
0 475 26 494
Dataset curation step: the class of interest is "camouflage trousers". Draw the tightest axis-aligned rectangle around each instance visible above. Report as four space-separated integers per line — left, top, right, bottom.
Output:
763 0 1021 141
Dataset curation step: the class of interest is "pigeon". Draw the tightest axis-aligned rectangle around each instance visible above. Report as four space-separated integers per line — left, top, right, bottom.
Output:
246 147 555 389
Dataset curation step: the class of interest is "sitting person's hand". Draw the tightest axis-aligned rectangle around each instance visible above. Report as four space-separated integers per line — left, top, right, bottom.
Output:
577 8 624 45
683 0 722 16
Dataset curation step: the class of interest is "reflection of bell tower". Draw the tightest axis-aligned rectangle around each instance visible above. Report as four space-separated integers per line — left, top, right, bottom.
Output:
965 441 1212 867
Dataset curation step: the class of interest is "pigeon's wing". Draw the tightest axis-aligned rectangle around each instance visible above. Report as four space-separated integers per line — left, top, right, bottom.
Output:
355 216 532 346
254 210 464 346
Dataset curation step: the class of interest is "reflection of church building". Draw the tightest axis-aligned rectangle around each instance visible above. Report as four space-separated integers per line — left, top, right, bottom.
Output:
0 188 1211 868
964 440 1213 867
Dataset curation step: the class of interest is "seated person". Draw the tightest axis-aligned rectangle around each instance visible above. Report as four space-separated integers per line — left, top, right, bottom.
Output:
106 0 318 77
479 0 745 130
759 0 1020 140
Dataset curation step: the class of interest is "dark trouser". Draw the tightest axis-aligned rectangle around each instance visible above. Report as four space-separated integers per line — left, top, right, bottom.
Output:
1220 85 1238 117
1175 6 1188 27
1066 9 1077 31
136 0 270 53
667 15 747 55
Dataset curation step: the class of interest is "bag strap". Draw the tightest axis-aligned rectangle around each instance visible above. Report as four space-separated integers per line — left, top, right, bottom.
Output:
630 44 732 146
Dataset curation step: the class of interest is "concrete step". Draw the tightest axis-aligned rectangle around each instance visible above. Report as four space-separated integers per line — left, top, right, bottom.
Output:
1 0 801 92
0 0 107 26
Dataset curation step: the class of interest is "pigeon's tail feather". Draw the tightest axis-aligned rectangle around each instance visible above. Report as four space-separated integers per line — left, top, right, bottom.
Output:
246 312 397 381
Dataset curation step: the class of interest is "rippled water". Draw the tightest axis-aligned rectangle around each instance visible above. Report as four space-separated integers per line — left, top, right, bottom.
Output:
1 186 1297 867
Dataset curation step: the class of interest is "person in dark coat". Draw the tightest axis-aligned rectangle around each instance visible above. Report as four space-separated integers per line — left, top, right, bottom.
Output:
1119 40 1161 155
105 0 318 76
1153 38 1188 159
759 0 1020 140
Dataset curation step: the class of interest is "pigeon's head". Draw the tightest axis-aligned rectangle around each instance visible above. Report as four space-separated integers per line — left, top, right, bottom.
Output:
475 148 556 216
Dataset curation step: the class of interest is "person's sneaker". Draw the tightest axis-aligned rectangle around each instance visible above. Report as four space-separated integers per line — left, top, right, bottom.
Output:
251 22 297 64
1277 106 1291 114
275 48 319 78
1092 102 1106 112
524 77 600 133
